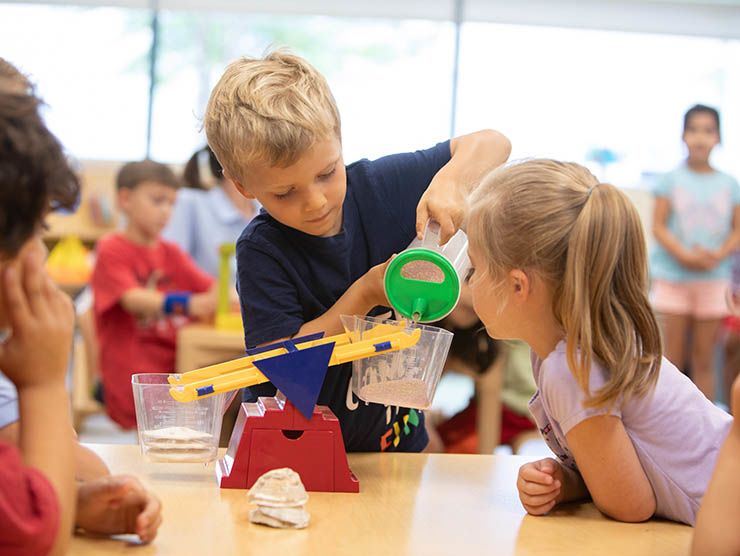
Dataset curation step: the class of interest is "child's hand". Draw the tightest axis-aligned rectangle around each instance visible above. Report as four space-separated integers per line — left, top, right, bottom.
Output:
189 289 217 320
0 240 74 389
360 256 395 308
76 474 162 543
680 247 720 271
517 457 564 515
416 168 467 245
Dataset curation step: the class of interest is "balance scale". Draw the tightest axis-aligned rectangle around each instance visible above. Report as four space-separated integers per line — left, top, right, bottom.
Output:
168 323 421 493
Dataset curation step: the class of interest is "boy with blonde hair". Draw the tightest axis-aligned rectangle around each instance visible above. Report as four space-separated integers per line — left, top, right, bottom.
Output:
205 50 511 452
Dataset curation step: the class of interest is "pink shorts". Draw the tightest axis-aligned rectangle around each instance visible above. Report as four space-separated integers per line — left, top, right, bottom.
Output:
650 279 730 320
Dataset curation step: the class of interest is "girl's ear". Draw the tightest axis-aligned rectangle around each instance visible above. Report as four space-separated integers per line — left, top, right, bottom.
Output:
224 170 255 200
509 269 531 303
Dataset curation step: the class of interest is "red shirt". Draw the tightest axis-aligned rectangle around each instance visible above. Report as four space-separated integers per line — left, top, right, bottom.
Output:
0 442 59 556
92 233 214 428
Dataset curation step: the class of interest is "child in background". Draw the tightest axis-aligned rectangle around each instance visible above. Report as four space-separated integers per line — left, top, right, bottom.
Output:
92 160 217 429
0 59 161 554
466 159 731 525
692 375 740 556
163 146 258 277
204 50 511 452
650 104 740 400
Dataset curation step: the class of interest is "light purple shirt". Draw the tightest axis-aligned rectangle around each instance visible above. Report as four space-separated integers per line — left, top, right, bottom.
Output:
529 341 732 525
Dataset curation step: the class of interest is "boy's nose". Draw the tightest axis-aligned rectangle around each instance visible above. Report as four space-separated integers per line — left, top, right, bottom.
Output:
304 187 328 212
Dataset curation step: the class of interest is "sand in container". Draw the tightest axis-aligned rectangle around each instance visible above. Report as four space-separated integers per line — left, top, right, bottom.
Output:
358 378 431 408
132 373 226 463
140 426 217 462
344 315 453 410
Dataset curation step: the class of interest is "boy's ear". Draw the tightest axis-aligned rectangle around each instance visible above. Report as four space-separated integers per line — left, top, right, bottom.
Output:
224 170 255 200
116 188 131 211
509 269 531 303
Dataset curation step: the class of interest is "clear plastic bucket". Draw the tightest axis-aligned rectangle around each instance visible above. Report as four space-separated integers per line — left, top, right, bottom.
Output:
132 373 227 463
384 220 470 323
342 315 453 409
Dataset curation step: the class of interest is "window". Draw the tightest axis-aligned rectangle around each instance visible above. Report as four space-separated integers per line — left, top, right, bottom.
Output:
0 3 152 160
150 12 455 164
456 23 740 186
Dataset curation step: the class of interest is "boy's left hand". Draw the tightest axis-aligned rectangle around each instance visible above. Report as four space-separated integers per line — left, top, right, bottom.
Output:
75 475 162 543
416 167 467 245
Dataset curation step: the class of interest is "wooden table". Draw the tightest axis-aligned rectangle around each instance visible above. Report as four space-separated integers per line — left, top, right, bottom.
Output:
176 324 246 373
70 444 691 555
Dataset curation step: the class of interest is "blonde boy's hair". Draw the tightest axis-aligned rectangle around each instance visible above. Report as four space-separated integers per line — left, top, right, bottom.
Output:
468 159 662 408
204 50 341 183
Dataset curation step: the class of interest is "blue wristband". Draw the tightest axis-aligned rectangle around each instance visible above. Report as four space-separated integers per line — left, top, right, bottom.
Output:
163 292 191 315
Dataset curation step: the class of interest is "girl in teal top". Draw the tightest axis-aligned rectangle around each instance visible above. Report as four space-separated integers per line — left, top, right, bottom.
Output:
651 104 740 401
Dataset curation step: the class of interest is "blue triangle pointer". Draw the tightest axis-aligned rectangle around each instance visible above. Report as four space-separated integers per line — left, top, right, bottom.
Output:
253 342 335 419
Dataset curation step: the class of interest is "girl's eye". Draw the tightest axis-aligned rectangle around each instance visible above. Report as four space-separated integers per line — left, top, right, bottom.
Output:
275 190 293 200
318 168 336 181
465 267 475 283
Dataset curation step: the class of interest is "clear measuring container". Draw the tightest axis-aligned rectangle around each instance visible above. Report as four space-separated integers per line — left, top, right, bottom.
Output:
132 373 229 463
342 314 453 409
384 220 470 323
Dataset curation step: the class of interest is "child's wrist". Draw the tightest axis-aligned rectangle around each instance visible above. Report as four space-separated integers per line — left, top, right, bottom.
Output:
163 292 192 315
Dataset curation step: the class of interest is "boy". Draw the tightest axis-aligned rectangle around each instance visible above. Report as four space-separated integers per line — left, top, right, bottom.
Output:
0 59 161 554
204 51 511 452
92 160 217 429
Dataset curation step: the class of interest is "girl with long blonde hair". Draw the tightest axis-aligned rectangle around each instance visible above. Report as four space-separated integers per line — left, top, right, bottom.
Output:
466 159 731 525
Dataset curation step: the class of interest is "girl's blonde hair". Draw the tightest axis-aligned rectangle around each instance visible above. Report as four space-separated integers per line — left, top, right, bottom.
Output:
204 49 341 184
468 159 662 408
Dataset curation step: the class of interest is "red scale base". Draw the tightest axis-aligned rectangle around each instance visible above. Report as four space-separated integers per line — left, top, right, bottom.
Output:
216 395 360 493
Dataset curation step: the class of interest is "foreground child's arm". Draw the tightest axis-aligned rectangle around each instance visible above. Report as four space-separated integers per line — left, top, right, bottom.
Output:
692 376 740 556
0 245 77 555
518 415 656 522
417 129 511 243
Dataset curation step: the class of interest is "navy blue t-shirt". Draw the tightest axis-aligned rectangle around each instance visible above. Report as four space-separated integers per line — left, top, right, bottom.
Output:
235 141 452 452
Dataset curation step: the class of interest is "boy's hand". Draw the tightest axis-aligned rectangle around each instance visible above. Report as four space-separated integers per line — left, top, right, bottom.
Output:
76 475 162 543
517 458 564 515
416 167 467 245
360 256 395 309
0 241 74 389
189 289 217 320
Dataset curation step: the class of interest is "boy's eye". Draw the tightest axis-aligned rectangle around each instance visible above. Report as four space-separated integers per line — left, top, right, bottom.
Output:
318 167 336 181
275 190 293 200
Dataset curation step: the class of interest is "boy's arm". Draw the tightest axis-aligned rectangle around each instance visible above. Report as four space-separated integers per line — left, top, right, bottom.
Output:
293 257 391 338
691 377 740 556
417 129 511 243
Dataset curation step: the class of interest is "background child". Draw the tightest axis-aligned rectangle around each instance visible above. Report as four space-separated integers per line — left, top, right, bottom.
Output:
650 104 740 400
163 145 258 277
204 50 511 452
0 59 161 554
692 375 740 555
466 159 731 525
92 160 217 429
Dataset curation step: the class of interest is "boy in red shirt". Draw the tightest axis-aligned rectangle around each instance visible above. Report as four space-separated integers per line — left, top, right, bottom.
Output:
92 161 217 429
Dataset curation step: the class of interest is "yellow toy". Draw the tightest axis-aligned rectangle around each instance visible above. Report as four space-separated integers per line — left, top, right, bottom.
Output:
215 242 242 331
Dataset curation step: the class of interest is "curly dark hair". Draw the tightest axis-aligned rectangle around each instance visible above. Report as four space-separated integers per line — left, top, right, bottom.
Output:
0 59 79 256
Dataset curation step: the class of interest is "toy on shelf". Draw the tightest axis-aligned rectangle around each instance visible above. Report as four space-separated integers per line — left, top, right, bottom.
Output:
168 322 421 493
46 235 92 285
215 243 242 331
